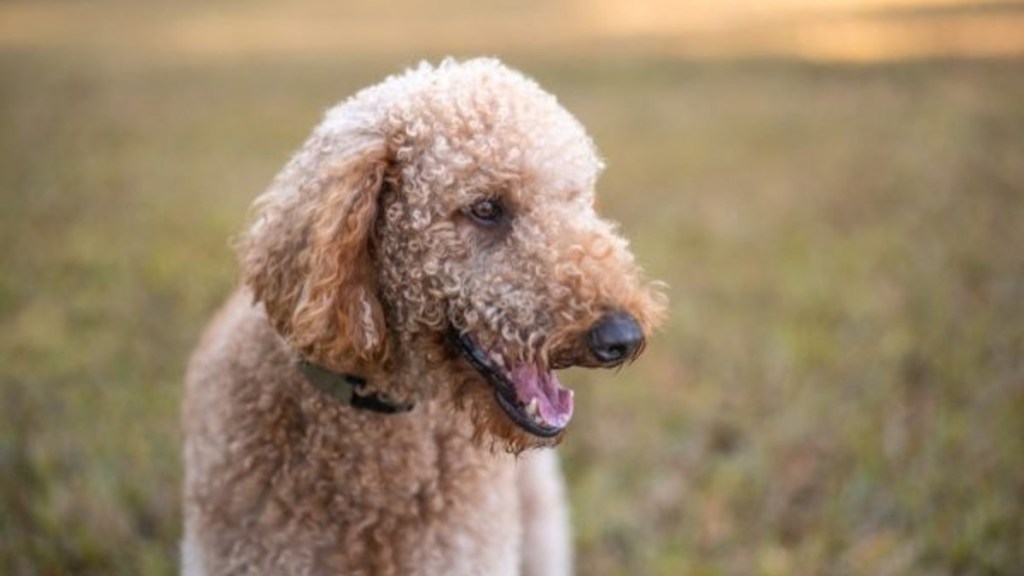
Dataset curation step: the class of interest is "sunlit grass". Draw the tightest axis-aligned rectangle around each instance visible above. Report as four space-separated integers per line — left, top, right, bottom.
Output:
1 0 1023 62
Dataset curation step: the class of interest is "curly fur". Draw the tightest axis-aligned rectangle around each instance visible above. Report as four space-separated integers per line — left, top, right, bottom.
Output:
184 58 665 576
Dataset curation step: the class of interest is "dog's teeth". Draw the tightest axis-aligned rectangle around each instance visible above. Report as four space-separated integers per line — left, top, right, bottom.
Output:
525 398 539 417
489 352 505 368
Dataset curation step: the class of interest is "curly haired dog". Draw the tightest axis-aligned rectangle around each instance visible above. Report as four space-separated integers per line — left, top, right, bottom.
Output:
183 58 665 576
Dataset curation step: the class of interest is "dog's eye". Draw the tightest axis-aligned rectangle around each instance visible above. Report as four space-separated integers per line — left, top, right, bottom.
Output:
466 198 504 226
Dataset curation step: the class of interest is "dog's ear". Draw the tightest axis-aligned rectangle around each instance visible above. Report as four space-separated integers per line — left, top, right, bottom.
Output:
238 132 390 367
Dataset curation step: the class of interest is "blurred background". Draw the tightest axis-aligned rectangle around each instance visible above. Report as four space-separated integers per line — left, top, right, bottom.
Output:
2 0 1023 574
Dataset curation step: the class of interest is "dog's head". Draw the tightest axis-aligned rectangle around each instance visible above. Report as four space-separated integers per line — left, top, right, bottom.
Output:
239 59 666 452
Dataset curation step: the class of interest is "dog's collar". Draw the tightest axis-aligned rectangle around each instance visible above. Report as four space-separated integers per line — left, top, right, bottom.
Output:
297 358 415 414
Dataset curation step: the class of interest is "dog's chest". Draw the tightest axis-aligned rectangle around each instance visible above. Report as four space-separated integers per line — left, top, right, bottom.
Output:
275 412 524 575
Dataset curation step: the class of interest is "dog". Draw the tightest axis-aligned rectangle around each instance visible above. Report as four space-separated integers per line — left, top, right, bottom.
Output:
183 58 665 576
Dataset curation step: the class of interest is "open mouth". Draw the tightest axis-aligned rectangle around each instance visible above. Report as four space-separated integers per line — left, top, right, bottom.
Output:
450 330 574 438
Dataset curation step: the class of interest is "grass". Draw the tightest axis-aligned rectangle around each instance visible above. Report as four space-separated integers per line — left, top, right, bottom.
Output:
2 17 1023 576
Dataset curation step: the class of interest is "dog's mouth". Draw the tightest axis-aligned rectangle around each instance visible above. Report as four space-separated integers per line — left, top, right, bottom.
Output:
450 330 573 438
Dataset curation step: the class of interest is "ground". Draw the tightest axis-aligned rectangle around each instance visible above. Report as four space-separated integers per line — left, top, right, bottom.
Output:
1 4 1023 574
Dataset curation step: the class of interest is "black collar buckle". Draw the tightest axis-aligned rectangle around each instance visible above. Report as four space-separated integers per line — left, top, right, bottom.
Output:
297 358 414 414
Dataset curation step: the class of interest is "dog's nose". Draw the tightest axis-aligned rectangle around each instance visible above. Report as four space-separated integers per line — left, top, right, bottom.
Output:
587 311 644 366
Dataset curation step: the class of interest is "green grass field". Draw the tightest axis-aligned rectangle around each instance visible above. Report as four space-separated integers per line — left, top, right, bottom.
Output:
2 7 1023 574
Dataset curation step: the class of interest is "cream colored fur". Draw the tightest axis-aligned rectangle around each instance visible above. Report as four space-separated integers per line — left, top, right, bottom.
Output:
183 58 664 575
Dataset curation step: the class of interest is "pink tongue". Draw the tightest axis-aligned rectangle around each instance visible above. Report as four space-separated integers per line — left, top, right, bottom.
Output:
507 364 574 429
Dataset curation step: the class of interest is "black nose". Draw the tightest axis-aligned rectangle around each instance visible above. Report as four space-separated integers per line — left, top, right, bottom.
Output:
588 311 644 366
